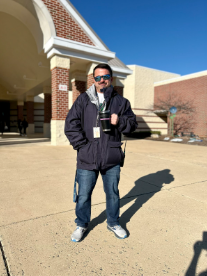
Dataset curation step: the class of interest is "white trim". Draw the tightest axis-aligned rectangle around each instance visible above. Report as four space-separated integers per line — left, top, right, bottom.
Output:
113 72 130 79
154 70 207 86
127 64 180 75
47 48 109 64
111 66 133 76
32 0 56 45
58 0 108 50
44 36 115 60
45 36 115 64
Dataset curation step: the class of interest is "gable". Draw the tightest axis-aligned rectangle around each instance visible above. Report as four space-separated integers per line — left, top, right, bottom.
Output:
42 0 95 46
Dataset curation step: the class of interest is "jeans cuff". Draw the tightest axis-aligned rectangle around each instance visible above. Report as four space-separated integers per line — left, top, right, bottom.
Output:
107 222 119 227
77 224 88 228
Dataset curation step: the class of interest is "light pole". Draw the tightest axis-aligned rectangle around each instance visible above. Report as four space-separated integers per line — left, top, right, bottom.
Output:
169 106 177 137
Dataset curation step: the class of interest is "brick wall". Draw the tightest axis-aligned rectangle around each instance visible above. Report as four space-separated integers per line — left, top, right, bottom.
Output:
51 67 69 120
87 74 94 89
44 94 52 123
42 0 94 45
17 105 24 120
154 75 207 136
72 80 86 103
26 101 34 124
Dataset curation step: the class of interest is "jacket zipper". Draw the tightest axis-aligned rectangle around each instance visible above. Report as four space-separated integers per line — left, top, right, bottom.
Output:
95 107 99 170
101 98 111 169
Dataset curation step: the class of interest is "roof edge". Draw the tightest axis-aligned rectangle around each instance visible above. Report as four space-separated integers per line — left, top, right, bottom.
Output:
59 0 110 51
127 64 180 76
154 70 207 86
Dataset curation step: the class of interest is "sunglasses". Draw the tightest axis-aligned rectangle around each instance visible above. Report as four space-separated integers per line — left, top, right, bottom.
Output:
94 74 111 82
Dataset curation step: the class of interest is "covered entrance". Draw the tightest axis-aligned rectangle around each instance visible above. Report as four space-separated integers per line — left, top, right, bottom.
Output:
0 1 51 137
0 0 132 144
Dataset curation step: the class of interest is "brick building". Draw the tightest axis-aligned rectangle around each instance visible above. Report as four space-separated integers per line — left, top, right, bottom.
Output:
154 71 207 137
124 65 180 135
124 66 207 137
0 0 131 145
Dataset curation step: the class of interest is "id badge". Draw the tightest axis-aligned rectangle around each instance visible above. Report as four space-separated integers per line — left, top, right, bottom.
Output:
93 127 100 138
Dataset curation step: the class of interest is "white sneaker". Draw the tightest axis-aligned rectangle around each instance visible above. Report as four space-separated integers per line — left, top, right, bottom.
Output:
71 226 87 242
107 225 127 239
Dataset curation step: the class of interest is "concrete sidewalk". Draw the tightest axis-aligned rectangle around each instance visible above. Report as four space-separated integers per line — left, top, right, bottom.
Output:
0 140 207 275
0 133 50 146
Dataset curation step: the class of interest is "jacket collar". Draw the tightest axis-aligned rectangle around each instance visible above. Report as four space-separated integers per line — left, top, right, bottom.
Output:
86 84 116 109
102 85 115 103
85 84 98 109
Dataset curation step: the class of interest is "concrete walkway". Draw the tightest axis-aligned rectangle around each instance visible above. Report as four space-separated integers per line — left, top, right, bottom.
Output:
0 140 207 275
0 133 50 146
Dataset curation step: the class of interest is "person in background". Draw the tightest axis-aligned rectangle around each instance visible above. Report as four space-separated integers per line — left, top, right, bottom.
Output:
22 118 28 137
0 111 5 136
0 120 4 136
17 118 23 136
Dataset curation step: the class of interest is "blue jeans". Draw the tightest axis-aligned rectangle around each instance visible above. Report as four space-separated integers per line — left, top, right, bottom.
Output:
75 165 120 228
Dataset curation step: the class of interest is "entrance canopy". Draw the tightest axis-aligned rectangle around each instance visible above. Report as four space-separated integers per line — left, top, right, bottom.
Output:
0 0 132 144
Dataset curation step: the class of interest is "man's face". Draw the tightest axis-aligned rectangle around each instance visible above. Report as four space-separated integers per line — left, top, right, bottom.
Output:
93 68 113 92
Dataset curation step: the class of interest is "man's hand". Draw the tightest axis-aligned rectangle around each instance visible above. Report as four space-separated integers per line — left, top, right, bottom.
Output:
111 113 119 125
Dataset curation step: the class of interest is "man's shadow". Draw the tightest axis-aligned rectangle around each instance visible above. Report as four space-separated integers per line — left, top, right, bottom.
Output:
185 232 207 276
86 169 174 237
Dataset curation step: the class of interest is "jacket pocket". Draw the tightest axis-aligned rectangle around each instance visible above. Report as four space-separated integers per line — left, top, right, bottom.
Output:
105 141 123 166
78 142 94 164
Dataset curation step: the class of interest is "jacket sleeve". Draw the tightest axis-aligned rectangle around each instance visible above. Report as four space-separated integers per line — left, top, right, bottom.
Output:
64 97 88 150
117 99 138 134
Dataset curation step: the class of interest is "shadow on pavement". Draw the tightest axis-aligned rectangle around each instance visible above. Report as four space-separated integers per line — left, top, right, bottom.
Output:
0 133 50 146
86 169 174 239
185 232 207 276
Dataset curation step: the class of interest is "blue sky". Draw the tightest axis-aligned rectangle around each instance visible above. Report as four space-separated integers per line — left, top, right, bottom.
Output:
70 0 207 76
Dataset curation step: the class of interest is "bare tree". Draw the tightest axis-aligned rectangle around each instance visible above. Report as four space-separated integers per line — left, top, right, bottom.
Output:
172 114 196 135
152 92 196 135
154 92 195 114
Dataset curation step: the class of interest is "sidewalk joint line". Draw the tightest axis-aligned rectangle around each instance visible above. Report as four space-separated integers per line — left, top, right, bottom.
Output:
0 190 160 229
131 152 207 168
0 174 71 184
2 179 205 229
0 238 11 276
121 191 158 201
165 179 207 190
169 189 207 205
0 209 75 229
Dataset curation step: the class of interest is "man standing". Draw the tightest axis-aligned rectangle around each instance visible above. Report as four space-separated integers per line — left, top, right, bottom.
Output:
65 64 137 242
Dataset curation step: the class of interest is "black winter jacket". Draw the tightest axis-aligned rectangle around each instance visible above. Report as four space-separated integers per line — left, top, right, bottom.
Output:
65 85 137 170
